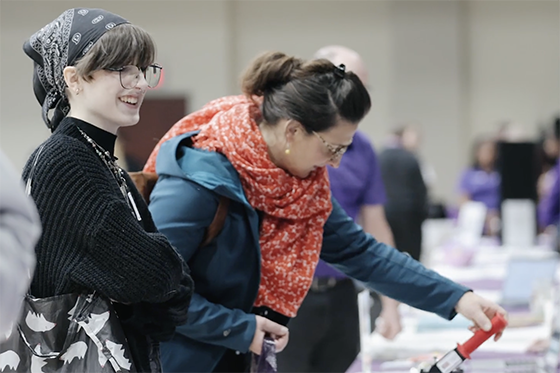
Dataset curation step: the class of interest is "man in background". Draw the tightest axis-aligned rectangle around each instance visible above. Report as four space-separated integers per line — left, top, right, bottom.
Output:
278 46 402 373
380 127 429 261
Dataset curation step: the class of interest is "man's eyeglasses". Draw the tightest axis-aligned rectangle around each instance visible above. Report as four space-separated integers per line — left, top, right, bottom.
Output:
106 64 162 89
313 131 349 161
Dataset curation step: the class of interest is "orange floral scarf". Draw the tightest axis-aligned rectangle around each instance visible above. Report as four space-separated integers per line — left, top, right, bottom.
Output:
144 95 333 317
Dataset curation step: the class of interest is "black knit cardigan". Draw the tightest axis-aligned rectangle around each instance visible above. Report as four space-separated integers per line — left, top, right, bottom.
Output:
21 117 191 372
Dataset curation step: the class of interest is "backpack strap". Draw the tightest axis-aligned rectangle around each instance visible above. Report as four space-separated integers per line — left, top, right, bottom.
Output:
128 171 229 248
128 171 158 204
199 196 230 248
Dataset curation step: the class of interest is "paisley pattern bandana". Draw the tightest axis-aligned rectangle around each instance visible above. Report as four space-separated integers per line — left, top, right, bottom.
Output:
23 8 128 130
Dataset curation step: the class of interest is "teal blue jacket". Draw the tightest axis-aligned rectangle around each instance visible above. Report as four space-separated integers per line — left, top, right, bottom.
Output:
149 132 469 372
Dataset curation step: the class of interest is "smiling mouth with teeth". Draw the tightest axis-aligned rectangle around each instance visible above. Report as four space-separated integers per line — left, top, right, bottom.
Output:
119 96 138 105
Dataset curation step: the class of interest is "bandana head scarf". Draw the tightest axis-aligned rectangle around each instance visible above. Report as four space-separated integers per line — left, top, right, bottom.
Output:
23 8 129 130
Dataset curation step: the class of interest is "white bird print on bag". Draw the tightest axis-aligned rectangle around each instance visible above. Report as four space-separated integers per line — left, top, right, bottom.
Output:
25 311 56 332
60 341 88 365
0 350 20 371
30 345 47 373
97 340 132 370
87 311 110 335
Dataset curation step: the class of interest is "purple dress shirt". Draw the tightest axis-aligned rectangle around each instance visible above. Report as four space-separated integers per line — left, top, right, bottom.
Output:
458 168 501 211
314 131 387 279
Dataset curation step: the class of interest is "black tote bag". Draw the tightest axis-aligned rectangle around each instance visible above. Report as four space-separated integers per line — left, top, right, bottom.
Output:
0 292 136 372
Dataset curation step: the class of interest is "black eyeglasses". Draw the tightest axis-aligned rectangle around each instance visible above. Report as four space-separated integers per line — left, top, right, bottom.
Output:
313 131 349 161
106 64 162 89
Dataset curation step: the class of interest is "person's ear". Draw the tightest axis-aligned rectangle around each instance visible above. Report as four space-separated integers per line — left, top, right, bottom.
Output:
63 66 81 96
285 119 303 143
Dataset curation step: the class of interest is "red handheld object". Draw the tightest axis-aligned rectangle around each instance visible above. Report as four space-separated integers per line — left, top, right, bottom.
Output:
456 313 508 359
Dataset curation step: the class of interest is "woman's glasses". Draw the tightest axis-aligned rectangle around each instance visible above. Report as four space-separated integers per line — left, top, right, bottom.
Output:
313 131 349 161
106 64 162 89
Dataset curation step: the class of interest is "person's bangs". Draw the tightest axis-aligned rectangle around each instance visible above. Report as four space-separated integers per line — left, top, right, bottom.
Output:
98 24 156 69
76 24 156 78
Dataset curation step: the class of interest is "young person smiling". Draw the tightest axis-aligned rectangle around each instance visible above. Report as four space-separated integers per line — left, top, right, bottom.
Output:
21 8 192 372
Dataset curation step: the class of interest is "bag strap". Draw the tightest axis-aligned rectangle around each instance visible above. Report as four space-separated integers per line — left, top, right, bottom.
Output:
128 171 158 204
128 171 229 248
199 196 230 248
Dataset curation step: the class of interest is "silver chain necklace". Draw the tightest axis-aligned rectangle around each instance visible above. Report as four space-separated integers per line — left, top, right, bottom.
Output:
77 127 142 221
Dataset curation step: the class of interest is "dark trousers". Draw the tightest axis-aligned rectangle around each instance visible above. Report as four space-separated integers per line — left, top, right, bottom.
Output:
277 279 373 373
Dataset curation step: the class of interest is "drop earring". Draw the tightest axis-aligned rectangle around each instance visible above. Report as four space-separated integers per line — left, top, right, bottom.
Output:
75 89 80 95
285 145 291 155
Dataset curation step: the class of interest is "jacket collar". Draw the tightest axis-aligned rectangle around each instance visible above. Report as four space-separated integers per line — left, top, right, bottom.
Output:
155 131 250 206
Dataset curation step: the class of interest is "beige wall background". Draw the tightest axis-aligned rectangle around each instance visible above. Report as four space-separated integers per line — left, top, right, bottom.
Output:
1 0 558 204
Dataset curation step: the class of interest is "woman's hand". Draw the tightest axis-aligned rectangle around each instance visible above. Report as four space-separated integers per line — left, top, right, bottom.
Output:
250 315 289 355
455 291 508 341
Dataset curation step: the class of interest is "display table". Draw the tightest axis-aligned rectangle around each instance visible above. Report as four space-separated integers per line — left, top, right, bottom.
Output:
346 239 560 373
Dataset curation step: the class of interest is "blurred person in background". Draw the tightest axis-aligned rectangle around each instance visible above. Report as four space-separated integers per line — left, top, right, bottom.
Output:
277 45 402 373
537 117 560 233
396 124 438 191
379 127 428 262
0 149 40 340
536 123 558 178
392 124 445 219
457 136 501 236
537 118 560 231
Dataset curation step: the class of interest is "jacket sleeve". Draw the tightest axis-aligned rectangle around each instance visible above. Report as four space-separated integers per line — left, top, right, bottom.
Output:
30 140 186 305
149 175 256 352
0 150 40 336
320 197 469 320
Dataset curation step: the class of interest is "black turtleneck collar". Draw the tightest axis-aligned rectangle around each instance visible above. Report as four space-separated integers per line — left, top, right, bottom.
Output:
70 117 117 157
